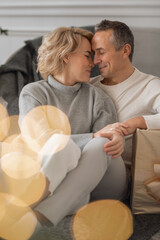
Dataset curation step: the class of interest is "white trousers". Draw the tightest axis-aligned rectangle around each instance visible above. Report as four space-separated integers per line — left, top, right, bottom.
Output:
35 136 127 225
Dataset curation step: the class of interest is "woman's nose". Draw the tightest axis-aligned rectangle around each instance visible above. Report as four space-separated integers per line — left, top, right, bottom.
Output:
89 56 94 68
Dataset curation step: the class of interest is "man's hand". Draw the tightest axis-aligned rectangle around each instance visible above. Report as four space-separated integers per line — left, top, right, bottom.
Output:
123 116 147 135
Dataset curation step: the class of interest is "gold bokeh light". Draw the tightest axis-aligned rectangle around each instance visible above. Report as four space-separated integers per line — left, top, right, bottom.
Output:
0 192 37 240
1 133 41 179
0 103 10 141
20 105 71 154
73 199 133 240
1 152 41 179
0 105 72 239
0 171 47 207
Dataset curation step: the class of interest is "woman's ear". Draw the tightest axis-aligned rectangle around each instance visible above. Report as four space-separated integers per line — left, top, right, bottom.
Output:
62 54 69 63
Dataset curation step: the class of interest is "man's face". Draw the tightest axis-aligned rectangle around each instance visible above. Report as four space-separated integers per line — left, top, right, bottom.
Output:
92 29 125 81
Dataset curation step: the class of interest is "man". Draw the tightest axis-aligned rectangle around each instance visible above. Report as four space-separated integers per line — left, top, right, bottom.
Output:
91 19 160 174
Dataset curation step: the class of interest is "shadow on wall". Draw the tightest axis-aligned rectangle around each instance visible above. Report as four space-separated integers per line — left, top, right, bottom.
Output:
131 27 160 77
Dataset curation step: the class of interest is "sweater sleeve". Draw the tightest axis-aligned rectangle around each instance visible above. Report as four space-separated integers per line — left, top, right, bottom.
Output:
19 85 93 151
143 96 160 129
70 87 118 150
91 87 117 132
142 79 160 129
19 87 59 151
19 83 118 151
144 114 160 129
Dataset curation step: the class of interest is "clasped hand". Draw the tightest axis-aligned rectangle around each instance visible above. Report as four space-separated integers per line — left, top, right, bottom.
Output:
93 124 125 159
93 117 147 158
101 117 146 137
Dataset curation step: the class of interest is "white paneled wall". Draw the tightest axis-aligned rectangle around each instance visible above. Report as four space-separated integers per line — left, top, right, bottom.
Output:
0 0 160 64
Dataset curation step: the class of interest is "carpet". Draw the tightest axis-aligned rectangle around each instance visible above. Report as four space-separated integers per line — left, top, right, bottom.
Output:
130 214 160 240
29 213 160 240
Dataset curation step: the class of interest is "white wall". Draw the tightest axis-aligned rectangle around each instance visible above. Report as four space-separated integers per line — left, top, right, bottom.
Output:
0 0 160 64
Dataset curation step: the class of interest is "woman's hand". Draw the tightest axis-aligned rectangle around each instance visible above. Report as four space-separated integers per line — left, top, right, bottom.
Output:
92 117 147 158
102 131 124 158
93 122 129 137
93 127 124 158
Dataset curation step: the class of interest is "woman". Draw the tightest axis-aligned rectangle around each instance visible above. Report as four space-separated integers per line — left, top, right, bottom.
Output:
18 27 127 227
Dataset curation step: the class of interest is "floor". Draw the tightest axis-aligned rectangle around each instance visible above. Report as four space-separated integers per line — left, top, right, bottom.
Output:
151 230 160 240
30 213 160 240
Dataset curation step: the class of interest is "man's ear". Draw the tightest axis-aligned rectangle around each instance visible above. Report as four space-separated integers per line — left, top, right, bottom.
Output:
123 44 131 58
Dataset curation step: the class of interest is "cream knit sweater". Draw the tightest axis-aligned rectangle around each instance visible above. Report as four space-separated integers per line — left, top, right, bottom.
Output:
91 68 160 166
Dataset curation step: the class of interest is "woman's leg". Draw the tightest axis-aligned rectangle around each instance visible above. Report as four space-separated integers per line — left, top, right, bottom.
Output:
39 134 81 195
35 137 111 225
90 156 128 201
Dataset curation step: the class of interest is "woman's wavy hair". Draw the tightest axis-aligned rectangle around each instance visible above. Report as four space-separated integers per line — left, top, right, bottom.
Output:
37 27 93 80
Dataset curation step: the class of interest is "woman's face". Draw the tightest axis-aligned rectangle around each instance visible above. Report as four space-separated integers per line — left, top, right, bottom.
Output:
66 37 94 85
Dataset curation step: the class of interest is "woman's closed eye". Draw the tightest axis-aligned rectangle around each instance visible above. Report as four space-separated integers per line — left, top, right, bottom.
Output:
85 55 90 59
84 54 93 63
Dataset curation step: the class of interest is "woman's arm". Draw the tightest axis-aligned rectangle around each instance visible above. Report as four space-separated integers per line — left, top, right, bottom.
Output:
91 89 124 158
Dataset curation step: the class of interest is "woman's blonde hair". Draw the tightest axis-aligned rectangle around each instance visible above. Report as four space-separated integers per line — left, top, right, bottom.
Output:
37 27 93 80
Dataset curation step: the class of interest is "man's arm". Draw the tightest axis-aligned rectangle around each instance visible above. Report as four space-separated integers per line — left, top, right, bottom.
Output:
91 87 125 159
123 116 147 135
92 116 147 158
95 116 147 137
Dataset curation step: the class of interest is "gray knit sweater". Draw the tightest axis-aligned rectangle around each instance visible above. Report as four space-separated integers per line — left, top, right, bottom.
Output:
19 75 117 149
